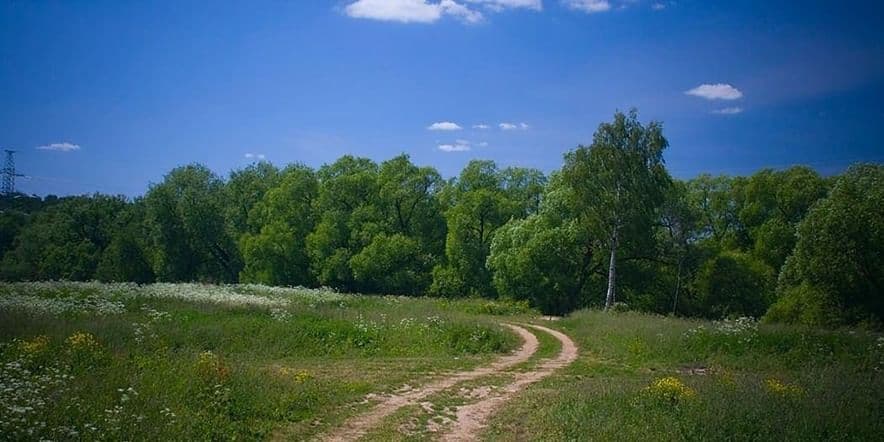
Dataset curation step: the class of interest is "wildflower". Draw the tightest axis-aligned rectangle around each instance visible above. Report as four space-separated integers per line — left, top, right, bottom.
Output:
66 332 101 351
196 351 229 382
643 376 696 404
764 378 804 397
18 335 51 356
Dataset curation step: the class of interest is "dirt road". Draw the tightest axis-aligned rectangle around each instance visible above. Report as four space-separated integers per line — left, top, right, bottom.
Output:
319 322 577 442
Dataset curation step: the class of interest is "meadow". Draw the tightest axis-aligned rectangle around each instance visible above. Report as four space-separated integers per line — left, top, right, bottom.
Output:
1 282 882 441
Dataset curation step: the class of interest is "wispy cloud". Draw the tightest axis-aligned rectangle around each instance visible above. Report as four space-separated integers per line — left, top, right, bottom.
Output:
499 122 530 130
343 0 543 24
465 0 542 11
344 0 483 24
36 142 80 152
245 153 267 160
563 0 611 13
428 121 463 131
438 139 472 152
473 123 490 129
686 83 744 100
711 107 744 115
477 141 489 147
651 2 665 10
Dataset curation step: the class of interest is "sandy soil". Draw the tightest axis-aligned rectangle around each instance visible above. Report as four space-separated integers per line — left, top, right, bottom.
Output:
440 324 579 442
319 323 540 442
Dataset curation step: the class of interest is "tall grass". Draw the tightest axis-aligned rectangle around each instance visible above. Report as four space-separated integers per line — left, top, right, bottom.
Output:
487 310 884 441
0 282 522 440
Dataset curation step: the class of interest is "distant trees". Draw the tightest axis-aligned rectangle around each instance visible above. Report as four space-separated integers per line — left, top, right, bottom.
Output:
1 195 126 281
144 165 239 283
1 110 880 329
766 164 883 327
430 160 545 298
488 174 596 315
238 165 317 286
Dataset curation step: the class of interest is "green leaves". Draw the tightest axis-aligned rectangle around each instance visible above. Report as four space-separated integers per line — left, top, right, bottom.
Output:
768 164 884 327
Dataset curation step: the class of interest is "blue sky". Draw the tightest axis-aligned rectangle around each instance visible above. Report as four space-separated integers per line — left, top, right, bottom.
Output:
1 0 882 196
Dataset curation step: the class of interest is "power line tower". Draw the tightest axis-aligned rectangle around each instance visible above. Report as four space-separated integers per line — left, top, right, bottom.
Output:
2 149 24 195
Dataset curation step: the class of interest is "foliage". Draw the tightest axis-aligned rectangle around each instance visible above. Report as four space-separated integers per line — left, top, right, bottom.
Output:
0 110 877 325
144 164 239 283
694 251 774 318
766 164 883 327
239 165 318 286
561 109 671 309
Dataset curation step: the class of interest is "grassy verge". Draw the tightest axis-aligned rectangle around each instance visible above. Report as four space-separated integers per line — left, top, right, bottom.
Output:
487 310 884 441
0 282 525 440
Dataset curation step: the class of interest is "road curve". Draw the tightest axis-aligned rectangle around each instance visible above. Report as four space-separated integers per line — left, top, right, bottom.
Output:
320 323 540 442
440 324 579 442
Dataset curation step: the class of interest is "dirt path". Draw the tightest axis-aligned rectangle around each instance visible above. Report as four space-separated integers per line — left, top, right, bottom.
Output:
320 324 540 442
440 324 579 442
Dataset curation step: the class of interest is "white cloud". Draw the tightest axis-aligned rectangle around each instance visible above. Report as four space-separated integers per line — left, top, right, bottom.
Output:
473 123 490 129
499 122 529 130
344 0 484 24
427 121 463 131
477 141 489 147
685 83 743 100
441 0 485 22
465 0 542 11
245 153 266 160
36 142 80 152
651 2 665 10
438 139 472 152
711 107 744 115
564 0 611 13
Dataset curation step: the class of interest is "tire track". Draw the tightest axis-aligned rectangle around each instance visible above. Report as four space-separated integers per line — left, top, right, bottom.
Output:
320 324 539 442
440 324 578 442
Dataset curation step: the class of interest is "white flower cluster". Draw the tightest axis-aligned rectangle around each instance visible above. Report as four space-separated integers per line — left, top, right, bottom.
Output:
0 355 73 439
0 294 126 316
684 316 759 345
713 317 758 335
353 314 448 334
132 306 170 345
136 284 289 308
269 307 292 322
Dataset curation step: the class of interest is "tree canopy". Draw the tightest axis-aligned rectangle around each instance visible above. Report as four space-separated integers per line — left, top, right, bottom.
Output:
2 110 879 328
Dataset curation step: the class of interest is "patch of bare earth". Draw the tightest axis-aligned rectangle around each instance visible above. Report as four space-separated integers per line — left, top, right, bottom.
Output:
318 324 539 442
440 324 579 442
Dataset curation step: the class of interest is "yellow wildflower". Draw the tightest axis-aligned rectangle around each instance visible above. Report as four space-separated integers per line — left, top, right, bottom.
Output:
19 335 51 355
644 376 696 403
276 367 311 383
764 378 804 397
66 331 101 351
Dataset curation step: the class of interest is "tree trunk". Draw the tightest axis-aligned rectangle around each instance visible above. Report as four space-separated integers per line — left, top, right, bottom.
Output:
671 255 684 315
604 228 618 311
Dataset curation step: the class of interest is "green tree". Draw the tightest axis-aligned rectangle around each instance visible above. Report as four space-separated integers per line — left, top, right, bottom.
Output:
239 165 318 286
1 195 126 281
561 110 670 310
488 174 600 314
307 156 380 290
95 199 155 283
224 161 281 238
767 164 883 327
144 164 238 282
694 251 774 318
350 233 431 295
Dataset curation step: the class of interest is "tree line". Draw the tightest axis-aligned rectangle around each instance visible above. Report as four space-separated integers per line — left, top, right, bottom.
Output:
1 110 881 327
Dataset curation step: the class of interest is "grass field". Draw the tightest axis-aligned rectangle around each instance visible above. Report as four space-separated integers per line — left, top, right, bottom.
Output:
1 282 882 441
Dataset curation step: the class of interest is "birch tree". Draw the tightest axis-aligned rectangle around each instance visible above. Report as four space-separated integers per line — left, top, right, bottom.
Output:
562 110 670 310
